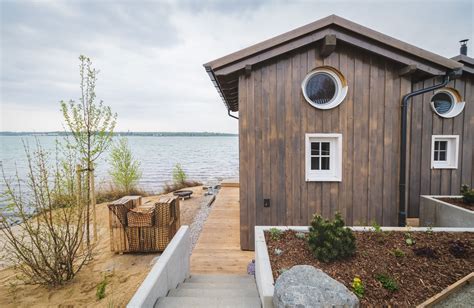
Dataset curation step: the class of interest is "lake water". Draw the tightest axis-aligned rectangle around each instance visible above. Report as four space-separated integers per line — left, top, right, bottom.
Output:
0 136 239 205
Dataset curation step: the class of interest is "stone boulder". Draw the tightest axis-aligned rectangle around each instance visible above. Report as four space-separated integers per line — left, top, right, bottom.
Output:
273 265 359 308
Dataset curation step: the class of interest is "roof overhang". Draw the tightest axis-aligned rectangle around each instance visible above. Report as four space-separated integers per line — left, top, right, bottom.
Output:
451 54 474 74
204 15 464 112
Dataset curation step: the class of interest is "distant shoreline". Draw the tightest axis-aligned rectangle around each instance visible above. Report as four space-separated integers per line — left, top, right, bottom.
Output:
0 131 238 137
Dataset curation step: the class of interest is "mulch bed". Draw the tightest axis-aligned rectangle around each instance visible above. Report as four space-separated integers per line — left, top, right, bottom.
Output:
437 197 474 211
266 230 474 306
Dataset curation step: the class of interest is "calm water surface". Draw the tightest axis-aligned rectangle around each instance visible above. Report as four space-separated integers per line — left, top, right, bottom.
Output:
0 136 239 209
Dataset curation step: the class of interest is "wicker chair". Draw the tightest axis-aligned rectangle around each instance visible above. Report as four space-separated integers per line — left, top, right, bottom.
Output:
108 196 180 253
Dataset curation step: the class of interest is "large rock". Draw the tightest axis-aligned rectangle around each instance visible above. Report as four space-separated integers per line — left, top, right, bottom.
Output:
273 265 359 308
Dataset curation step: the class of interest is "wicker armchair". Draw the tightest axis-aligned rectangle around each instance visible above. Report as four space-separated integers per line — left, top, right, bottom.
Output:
108 196 180 253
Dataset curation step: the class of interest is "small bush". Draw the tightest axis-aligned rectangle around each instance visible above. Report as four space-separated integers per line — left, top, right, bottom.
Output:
404 232 415 246
392 248 405 258
371 221 382 233
96 276 108 300
449 240 470 258
413 246 438 259
109 137 142 194
173 163 187 184
269 228 283 241
352 277 365 298
375 273 398 292
307 213 356 262
461 184 474 204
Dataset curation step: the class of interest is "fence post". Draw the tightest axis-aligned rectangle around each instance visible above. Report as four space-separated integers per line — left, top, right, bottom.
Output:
90 164 97 242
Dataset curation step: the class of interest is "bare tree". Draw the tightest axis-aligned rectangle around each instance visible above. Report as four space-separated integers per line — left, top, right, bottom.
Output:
61 55 117 246
0 140 90 286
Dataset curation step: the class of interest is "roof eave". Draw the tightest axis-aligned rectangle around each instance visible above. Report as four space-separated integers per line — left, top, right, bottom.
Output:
204 15 462 72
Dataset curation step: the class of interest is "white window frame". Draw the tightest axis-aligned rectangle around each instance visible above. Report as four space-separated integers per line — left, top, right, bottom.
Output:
431 135 459 169
430 88 465 119
305 133 342 182
301 66 348 110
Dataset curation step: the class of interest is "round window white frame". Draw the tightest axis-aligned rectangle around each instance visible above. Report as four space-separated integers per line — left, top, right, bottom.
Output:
430 87 465 119
301 66 348 110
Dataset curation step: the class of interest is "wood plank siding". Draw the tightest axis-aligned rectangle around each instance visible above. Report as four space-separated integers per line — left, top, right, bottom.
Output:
407 74 474 218
238 42 410 250
206 16 473 252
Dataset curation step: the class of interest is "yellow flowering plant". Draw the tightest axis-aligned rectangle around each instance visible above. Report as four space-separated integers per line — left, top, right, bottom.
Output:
352 276 365 298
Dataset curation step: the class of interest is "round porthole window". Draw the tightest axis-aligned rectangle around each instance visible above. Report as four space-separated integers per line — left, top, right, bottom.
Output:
302 66 348 109
430 88 465 118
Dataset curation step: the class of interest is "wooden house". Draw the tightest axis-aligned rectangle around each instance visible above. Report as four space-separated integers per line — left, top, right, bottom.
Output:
204 15 473 250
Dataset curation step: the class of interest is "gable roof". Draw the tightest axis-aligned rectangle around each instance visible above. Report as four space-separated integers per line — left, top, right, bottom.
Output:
204 15 463 112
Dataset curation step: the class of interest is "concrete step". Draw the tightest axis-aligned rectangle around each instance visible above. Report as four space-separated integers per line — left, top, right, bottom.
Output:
168 287 259 298
155 296 261 308
186 274 255 283
179 281 257 289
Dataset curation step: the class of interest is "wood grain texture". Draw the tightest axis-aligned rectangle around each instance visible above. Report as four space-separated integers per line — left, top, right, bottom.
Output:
407 75 474 217
190 187 253 274
237 41 472 250
238 43 414 249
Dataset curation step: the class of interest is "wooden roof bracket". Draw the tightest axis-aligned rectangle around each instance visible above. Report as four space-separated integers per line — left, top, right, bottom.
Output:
244 64 252 77
398 64 418 77
320 34 337 57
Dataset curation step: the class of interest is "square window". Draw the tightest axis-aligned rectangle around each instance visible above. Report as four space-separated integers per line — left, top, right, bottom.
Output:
306 134 342 181
431 135 459 169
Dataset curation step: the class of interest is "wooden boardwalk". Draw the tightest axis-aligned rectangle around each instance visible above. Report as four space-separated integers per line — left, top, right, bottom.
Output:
190 187 253 274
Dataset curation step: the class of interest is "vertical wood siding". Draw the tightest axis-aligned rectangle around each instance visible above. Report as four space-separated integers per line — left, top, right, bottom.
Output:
239 42 411 250
407 75 474 217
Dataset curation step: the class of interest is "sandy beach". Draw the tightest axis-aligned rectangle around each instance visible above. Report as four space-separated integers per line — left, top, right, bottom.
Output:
0 186 206 307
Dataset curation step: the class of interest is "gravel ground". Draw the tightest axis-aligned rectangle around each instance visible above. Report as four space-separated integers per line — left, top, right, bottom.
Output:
434 283 474 308
188 192 217 254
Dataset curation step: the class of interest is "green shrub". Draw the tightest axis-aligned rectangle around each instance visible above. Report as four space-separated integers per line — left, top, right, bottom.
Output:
307 213 356 262
173 163 187 184
269 228 282 241
392 248 405 258
371 221 382 233
96 276 108 300
405 232 415 246
461 184 474 204
109 138 142 194
375 273 398 292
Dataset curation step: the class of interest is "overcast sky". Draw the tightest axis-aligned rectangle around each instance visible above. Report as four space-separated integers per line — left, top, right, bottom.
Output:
1 0 472 133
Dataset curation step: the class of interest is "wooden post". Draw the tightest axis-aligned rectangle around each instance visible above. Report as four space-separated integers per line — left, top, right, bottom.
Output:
76 164 83 250
90 164 97 243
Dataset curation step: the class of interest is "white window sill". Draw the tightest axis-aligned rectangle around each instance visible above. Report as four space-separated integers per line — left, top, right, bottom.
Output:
306 176 342 182
431 165 458 170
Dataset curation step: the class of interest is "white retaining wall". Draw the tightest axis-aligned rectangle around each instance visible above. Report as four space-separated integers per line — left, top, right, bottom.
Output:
127 226 190 308
420 195 474 228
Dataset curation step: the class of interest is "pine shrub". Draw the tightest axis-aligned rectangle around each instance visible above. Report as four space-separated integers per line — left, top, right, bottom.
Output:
461 184 474 204
307 213 356 262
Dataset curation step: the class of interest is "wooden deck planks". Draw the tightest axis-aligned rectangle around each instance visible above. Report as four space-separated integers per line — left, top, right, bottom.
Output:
190 187 253 274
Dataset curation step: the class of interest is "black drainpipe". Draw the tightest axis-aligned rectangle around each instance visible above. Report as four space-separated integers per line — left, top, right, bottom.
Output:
398 74 450 226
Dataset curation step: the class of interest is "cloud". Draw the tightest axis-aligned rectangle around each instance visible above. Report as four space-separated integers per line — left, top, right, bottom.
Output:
1 0 472 133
